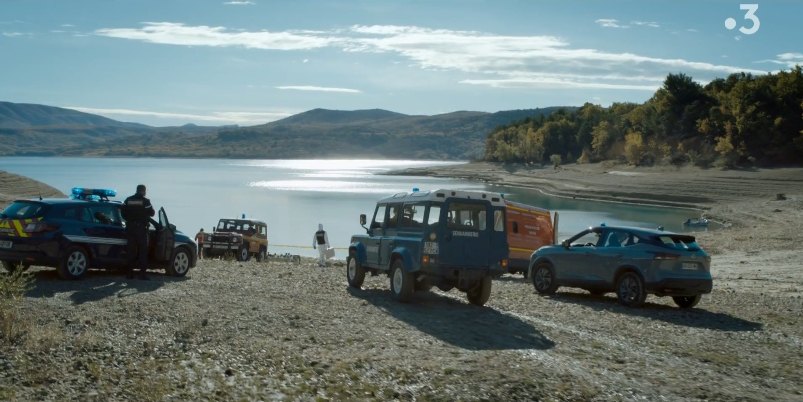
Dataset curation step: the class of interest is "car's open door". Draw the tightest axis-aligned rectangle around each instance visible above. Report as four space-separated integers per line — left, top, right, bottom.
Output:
154 207 175 262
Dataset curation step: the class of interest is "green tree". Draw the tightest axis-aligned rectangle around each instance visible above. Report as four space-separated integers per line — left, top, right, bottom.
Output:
624 131 645 165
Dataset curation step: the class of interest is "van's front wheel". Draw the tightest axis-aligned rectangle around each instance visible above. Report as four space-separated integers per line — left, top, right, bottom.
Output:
389 259 413 302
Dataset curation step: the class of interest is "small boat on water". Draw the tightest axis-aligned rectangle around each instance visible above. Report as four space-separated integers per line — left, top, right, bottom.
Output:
683 218 709 227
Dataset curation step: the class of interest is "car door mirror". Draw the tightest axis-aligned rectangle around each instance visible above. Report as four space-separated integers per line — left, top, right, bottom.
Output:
360 214 367 226
561 239 570 249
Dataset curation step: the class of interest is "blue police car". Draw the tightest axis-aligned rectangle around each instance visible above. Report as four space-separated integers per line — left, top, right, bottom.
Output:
0 188 196 279
348 189 509 306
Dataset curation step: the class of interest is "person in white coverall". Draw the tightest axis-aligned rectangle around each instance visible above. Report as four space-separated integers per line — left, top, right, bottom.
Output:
312 223 330 267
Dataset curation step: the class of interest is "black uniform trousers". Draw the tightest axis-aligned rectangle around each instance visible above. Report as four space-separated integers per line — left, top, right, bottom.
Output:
126 222 149 275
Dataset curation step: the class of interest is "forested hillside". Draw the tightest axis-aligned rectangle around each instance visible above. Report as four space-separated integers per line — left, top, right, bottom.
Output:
485 67 803 167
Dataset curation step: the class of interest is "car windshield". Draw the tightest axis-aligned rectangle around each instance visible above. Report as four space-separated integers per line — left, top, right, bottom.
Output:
569 230 601 247
1 201 47 219
655 235 701 251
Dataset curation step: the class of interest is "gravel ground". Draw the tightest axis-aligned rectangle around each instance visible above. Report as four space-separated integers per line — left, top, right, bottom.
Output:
0 253 801 401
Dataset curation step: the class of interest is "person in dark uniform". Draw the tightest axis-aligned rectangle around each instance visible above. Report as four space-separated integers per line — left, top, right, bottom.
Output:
121 184 155 280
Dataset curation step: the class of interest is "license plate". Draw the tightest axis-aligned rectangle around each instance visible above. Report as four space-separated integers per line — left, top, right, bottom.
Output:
423 241 439 255
682 262 698 270
0 240 12 249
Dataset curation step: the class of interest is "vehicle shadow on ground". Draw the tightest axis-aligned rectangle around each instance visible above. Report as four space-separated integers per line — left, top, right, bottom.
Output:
548 291 763 332
25 269 185 305
348 287 555 351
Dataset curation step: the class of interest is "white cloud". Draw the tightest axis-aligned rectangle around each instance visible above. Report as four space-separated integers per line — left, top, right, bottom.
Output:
756 52 803 69
687 28 699 33
95 22 335 50
67 106 293 125
460 77 658 91
94 22 768 91
223 1 255 5
277 85 361 93
2 32 27 37
631 21 660 28
595 19 628 29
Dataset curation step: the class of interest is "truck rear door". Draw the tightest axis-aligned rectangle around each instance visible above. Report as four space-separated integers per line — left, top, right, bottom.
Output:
438 200 491 269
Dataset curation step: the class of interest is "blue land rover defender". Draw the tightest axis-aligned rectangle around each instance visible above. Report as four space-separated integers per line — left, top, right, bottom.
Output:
347 189 509 306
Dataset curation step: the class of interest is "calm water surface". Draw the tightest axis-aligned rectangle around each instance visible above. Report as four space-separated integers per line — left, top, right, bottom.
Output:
0 157 699 257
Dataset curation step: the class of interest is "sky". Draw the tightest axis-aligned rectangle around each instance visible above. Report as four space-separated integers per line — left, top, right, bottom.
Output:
1 0 801 126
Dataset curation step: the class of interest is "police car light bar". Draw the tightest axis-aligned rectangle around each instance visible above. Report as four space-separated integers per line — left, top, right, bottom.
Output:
71 187 117 201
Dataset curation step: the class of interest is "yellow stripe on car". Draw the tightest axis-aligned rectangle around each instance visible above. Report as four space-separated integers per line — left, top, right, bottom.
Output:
12 220 28 238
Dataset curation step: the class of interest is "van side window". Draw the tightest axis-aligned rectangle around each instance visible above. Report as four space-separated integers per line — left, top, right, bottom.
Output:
426 205 441 226
386 204 402 228
371 205 387 229
447 203 486 231
511 220 518 234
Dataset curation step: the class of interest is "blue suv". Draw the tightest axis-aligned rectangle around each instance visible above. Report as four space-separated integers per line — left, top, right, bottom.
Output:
0 188 196 279
529 225 712 308
348 189 509 306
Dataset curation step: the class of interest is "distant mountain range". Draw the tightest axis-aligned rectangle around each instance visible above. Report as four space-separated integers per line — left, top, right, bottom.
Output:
0 101 572 159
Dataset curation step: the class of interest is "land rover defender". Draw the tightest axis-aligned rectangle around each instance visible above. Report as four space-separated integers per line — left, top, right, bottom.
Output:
347 189 509 306
203 218 268 262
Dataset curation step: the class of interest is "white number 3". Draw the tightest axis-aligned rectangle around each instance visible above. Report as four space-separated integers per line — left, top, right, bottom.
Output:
739 4 760 35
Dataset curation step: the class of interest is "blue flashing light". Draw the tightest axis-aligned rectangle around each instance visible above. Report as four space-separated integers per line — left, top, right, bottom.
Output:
600 222 607 227
412 187 420 192
71 187 117 201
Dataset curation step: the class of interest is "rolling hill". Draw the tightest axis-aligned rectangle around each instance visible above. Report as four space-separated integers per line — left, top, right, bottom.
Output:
0 101 571 159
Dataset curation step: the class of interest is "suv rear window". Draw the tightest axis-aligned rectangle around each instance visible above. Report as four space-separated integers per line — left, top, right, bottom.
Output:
1 201 48 219
655 235 701 251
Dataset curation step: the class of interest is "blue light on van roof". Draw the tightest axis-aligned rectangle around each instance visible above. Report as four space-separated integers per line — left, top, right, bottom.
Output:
71 187 117 200
412 187 420 192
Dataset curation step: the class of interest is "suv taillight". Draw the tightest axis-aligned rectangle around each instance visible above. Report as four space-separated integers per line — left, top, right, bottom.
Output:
24 222 59 234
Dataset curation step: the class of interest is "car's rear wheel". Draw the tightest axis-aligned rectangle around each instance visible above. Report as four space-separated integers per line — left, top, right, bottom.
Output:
255 247 267 262
466 276 492 306
616 272 646 307
672 295 701 309
237 245 251 262
167 247 191 277
346 255 366 289
2 260 30 273
389 259 413 302
58 247 89 280
532 262 558 295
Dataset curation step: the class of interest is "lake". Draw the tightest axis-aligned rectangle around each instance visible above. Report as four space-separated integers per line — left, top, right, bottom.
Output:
0 157 697 257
